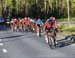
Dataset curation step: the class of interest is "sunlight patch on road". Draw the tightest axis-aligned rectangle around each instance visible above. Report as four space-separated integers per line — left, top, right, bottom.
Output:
2 49 8 53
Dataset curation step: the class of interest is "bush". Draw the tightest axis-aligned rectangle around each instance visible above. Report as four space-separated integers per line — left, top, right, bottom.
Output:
58 24 75 32
64 28 75 32
58 24 65 32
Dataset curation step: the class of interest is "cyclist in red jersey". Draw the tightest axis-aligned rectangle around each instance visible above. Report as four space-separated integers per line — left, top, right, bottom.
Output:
10 18 14 31
11 18 18 31
44 17 57 43
21 18 26 31
24 17 31 31
19 19 23 31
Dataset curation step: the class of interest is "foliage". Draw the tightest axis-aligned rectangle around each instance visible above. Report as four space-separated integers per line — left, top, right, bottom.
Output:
0 0 75 19
58 24 75 32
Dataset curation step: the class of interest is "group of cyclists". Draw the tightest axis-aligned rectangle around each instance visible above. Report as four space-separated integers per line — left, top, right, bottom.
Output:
9 16 58 48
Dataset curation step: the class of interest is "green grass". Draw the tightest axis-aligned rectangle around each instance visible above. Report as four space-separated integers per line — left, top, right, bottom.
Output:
57 17 75 22
64 28 75 32
58 24 75 35
57 17 75 36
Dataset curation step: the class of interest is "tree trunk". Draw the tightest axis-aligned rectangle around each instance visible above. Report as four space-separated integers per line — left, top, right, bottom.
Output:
1 0 7 18
12 0 16 17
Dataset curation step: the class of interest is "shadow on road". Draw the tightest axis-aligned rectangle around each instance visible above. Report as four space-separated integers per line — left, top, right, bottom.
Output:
0 35 24 43
56 34 75 48
0 35 24 39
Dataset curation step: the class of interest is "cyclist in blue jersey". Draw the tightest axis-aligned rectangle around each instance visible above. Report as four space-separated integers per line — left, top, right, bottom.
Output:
35 19 43 37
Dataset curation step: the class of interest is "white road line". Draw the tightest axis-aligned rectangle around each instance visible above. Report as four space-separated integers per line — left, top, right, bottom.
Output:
0 39 8 53
2 49 8 53
0 39 3 46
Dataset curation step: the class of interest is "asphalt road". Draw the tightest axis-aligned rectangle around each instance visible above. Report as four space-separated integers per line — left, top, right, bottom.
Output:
0 26 75 58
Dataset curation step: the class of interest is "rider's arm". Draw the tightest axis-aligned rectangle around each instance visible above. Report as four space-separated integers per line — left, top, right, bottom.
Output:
44 22 47 30
52 20 57 29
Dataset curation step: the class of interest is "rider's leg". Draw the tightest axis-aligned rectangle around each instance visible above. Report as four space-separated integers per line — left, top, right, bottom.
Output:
11 24 13 31
36 26 39 36
23 25 25 31
31 24 34 32
45 31 48 43
51 32 56 46
25 24 29 32
14 25 17 31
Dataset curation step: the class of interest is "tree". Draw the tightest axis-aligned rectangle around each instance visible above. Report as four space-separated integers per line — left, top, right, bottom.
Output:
0 0 7 18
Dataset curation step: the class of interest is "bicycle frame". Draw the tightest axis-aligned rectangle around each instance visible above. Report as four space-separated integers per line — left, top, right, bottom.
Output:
47 32 56 49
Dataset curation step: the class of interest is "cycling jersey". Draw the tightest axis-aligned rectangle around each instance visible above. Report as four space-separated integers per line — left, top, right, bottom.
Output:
19 20 22 26
44 22 52 29
52 19 57 28
21 19 25 25
36 19 43 25
25 18 31 25
44 18 57 29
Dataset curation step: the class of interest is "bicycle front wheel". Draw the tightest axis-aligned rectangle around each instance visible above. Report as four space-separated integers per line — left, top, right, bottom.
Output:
48 36 55 49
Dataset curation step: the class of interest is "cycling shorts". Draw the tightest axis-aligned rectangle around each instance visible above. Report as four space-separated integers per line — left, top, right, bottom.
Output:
37 24 41 28
45 27 55 32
